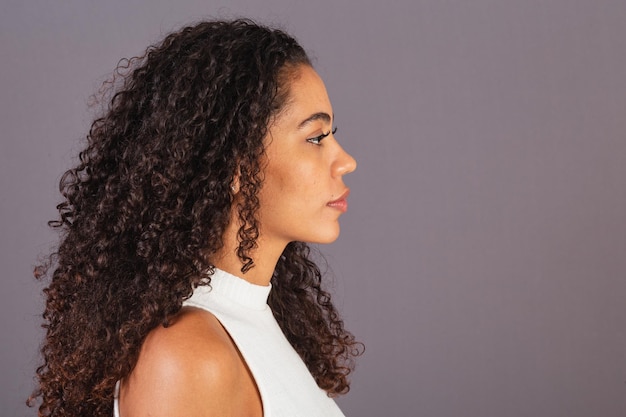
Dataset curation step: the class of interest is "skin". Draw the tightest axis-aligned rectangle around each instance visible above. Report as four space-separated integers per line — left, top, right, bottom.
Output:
120 65 356 416
217 65 357 285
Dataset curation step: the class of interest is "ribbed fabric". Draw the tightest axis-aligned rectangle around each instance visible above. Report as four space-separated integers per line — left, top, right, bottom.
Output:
113 268 345 417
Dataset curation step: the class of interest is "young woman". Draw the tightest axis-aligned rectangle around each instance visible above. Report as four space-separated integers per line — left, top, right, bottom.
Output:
30 19 361 417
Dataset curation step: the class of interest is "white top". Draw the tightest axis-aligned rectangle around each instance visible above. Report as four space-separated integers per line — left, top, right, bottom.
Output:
113 268 345 417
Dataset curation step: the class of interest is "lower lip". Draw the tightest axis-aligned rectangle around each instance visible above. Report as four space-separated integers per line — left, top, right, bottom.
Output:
327 199 348 213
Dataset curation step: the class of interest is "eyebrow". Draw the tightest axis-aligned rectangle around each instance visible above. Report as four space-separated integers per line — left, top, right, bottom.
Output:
297 112 333 130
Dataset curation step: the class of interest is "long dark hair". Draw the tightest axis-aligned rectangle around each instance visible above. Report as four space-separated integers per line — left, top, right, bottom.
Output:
30 19 362 417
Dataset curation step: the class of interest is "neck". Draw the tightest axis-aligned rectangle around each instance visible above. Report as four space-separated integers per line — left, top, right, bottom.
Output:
212 248 281 286
212 220 286 286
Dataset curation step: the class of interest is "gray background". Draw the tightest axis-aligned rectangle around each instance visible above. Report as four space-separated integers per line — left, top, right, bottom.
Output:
2 1 625 416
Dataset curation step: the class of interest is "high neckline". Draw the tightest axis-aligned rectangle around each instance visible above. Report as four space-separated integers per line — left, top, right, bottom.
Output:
205 267 272 311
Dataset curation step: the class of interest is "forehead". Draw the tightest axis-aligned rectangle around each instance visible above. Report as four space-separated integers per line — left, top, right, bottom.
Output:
274 65 333 127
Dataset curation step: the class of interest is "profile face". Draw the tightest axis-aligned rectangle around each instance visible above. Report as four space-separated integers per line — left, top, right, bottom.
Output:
255 65 357 249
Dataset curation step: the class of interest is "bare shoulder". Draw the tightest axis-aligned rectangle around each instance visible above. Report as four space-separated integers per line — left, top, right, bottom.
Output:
119 307 243 417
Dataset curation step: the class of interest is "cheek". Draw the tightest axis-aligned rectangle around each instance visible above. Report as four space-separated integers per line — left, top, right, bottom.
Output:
268 157 317 194
261 144 327 210
287 163 321 202
259 163 298 208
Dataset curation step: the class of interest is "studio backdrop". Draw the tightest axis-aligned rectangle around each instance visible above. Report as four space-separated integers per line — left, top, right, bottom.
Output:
2 1 626 416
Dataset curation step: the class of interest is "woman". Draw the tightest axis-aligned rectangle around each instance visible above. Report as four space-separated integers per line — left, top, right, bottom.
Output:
30 19 361 417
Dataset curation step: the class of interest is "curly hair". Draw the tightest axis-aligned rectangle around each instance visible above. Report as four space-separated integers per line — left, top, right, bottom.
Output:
29 19 362 417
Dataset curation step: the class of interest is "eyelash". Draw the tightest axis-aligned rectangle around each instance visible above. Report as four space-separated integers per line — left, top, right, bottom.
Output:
307 127 338 145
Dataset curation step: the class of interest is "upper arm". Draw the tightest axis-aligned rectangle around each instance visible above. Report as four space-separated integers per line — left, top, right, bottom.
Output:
119 309 242 417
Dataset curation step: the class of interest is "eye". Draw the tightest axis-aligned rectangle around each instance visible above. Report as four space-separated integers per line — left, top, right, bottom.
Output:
306 127 338 146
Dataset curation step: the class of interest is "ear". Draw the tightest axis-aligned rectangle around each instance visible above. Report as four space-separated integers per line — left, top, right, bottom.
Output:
231 165 241 194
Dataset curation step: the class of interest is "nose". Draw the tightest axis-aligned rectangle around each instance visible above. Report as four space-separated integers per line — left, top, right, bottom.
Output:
332 142 357 177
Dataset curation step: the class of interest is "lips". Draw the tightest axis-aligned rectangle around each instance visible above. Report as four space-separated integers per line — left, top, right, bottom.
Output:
327 189 350 213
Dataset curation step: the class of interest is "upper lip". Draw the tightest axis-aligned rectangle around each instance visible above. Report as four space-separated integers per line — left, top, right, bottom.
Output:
328 189 350 204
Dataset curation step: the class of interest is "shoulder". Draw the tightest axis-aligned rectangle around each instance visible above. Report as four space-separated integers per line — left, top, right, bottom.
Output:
119 307 243 417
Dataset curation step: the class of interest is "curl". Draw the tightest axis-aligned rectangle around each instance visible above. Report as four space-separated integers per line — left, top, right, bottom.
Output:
30 19 360 417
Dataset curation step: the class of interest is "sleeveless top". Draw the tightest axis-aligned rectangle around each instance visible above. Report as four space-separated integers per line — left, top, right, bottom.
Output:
113 267 346 417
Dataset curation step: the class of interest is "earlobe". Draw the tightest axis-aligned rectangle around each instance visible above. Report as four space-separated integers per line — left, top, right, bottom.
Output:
231 166 241 194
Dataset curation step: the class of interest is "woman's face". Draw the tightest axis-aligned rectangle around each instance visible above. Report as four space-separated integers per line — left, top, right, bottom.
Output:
256 65 357 249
